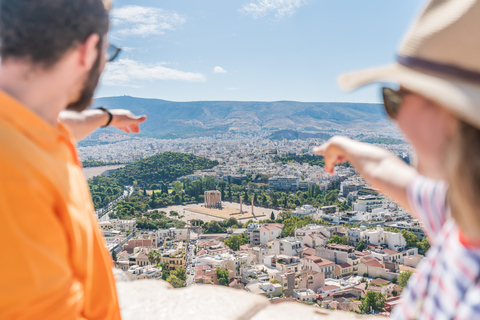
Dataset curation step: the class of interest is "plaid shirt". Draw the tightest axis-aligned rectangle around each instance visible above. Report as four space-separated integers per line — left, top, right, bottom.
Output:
391 176 480 320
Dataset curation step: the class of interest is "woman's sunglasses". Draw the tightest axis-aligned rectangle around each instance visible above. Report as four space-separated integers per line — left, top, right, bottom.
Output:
381 87 412 119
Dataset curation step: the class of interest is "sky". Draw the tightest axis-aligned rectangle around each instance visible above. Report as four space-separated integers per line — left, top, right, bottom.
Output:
96 0 425 103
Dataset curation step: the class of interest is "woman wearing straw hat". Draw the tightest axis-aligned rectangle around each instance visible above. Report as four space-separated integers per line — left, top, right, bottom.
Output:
314 0 480 318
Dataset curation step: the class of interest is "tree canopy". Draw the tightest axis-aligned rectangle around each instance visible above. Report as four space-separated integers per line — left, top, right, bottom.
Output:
111 152 219 187
166 268 187 288
359 291 386 314
224 234 249 251
216 267 230 286
398 270 413 288
356 240 366 252
328 235 348 245
88 175 123 210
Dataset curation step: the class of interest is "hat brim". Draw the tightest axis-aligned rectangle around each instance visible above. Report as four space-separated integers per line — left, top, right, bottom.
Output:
338 63 480 129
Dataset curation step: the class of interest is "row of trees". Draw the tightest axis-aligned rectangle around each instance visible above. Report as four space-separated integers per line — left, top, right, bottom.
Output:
143 175 350 213
110 189 186 230
88 176 124 210
273 154 325 167
201 217 242 234
82 160 121 168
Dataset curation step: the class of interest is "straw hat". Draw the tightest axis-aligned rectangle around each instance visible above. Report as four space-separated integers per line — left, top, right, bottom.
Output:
339 0 480 128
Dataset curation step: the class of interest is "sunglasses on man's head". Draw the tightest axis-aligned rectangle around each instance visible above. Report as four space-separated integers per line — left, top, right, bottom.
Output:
381 87 412 119
106 44 121 62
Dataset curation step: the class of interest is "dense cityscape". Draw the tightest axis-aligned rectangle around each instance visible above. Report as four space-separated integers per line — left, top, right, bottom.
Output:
82 130 423 317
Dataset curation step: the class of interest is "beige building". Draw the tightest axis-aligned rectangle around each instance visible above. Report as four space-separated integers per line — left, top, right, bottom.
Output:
297 271 325 292
162 247 187 271
204 190 222 208
129 249 150 267
316 243 360 275
357 258 399 281
334 263 353 278
302 255 335 278
110 219 136 233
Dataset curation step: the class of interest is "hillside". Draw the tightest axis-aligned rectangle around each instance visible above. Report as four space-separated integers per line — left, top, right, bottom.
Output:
92 96 389 138
268 129 333 140
110 152 218 187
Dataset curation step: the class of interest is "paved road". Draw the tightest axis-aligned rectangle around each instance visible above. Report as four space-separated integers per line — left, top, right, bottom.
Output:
114 233 134 254
96 186 134 221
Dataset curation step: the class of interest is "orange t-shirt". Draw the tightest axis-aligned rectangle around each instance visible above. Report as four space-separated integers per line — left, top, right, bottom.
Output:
0 92 121 319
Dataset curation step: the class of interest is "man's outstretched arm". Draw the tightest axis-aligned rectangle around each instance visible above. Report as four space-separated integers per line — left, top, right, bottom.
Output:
314 136 419 213
59 109 147 141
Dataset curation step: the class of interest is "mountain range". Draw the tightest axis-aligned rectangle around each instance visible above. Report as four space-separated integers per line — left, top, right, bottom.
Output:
92 96 391 138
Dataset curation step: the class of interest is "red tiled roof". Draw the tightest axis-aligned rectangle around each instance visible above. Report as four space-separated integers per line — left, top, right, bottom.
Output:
322 285 340 291
367 286 383 293
363 259 385 268
371 278 390 286
303 248 316 256
382 248 399 255
307 255 334 266
354 250 369 256
338 263 351 268
260 223 284 232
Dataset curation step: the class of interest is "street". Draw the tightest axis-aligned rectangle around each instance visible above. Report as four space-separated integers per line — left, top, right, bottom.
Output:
96 185 134 222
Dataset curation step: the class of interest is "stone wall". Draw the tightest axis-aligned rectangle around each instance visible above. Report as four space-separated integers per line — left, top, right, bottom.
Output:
116 276 381 319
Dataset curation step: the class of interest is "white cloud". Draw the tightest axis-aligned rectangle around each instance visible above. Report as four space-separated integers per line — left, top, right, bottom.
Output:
111 6 186 37
240 0 307 19
101 58 206 87
120 47 135 52
213 66 227 74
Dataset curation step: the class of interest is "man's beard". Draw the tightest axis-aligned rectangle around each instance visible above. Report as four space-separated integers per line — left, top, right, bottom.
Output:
66 50 102 112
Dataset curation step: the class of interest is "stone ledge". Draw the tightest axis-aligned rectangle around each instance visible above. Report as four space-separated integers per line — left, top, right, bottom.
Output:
251 302 368 320
116 280 381 320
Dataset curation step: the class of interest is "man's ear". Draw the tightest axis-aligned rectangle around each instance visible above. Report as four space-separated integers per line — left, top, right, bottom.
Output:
78 34 101 70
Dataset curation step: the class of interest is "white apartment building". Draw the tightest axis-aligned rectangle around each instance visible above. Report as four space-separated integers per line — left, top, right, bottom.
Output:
259 224 284 245
352 195 384 212
196 254 230 269
295 224 329 238
273 237 303 257
364 226 407 251
295 224 331 248
292 205 317 218
264 255 302 273
347 226 369 246
293 289 316 302
368 247 418 264
226 252 255 277
246 223 261 245
268 176 299 191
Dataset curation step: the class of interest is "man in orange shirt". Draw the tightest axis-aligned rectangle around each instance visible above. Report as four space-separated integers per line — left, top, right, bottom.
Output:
0 0 132 318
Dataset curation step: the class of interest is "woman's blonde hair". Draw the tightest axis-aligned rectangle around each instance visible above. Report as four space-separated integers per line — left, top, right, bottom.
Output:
446 120 480 230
